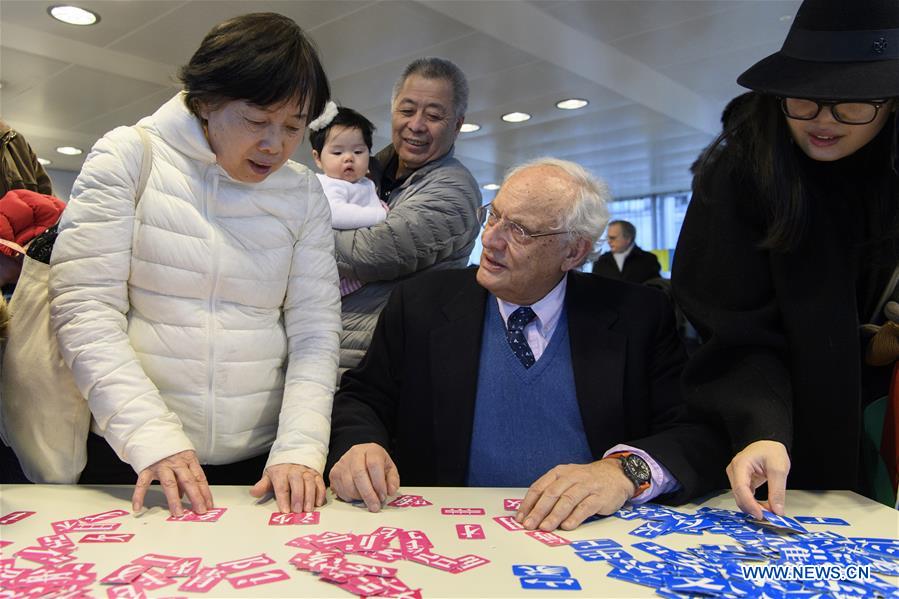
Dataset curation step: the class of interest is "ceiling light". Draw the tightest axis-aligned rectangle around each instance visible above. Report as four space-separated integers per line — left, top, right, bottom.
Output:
56 146 83 156
482 183 500 191
460 123 480 133
556 98 589 110
501 112 531 123
37 158 52 166
48 5 99 26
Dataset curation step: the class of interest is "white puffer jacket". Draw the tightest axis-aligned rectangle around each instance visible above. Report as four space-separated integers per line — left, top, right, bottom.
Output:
49 93 341 474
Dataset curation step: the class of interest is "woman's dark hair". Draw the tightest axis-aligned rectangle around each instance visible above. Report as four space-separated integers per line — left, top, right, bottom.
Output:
178 13 330 126
694 92 899 252
309 107 376 153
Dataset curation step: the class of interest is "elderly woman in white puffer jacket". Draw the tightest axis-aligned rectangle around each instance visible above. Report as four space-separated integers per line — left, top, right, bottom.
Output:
49 13 340 516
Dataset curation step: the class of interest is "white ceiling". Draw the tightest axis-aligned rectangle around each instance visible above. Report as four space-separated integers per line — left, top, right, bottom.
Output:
0 0 800 200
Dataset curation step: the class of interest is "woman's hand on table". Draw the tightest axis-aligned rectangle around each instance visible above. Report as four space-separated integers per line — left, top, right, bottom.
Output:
727 440 791 519
132 449 214 517
250 464 326 513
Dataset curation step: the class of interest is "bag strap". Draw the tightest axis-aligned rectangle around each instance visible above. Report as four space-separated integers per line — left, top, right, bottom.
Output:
0 238 26 255
133 125 153 206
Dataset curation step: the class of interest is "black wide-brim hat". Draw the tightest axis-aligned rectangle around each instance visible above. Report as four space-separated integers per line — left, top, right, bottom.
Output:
738 0 899 100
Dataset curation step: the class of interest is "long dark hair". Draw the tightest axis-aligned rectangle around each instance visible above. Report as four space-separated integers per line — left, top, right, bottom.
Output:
694 92 899 253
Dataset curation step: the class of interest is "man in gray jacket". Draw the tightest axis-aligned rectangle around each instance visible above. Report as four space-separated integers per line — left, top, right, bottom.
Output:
335 57 481 371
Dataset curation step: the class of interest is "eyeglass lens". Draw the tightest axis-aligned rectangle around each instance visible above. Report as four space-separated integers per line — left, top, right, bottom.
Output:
783 98 879 124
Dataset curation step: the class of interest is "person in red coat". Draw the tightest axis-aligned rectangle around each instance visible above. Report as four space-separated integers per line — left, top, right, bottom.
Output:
0 189 65 286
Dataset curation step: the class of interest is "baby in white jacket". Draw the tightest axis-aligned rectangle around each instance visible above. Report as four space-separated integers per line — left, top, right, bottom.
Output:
309 103 386 296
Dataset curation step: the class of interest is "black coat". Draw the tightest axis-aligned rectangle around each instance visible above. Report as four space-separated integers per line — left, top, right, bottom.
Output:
593 245 661 284
328 268 728 504
672 144 896 492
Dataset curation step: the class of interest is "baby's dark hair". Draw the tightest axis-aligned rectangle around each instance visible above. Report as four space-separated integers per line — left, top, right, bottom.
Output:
309 107 376 153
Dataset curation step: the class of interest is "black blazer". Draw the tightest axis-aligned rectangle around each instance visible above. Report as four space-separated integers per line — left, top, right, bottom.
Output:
328 268 727 504
593 245 661 284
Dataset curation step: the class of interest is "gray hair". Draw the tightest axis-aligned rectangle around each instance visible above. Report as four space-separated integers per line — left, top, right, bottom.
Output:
503 157 611 262
391 57 469 118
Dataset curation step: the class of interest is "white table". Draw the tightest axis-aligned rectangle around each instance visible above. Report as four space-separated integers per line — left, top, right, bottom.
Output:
0 485 896 597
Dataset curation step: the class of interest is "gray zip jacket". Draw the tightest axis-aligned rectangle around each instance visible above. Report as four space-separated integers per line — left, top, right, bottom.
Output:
335 144 481 372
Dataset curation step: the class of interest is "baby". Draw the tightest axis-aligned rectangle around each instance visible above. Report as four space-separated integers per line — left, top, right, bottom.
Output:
309 103 386 296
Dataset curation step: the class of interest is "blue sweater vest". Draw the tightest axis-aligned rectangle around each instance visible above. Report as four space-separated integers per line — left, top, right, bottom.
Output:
466 298 593 487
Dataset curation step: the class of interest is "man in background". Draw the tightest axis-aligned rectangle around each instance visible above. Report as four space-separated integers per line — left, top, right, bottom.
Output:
592 220 661 284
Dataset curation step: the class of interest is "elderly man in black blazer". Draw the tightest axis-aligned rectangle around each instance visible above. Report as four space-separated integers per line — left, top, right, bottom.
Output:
328 158 726 532
592 220 661 284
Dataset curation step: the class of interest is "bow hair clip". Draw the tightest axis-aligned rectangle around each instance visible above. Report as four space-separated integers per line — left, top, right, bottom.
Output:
308 101 338 131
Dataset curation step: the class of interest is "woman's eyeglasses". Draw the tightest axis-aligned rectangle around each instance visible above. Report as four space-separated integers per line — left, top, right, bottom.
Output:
780 97 889 125
477 203 571 246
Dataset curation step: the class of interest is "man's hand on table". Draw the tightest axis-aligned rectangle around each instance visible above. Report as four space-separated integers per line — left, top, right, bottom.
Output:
132 449 214 517
250 463 326 513
727 439 791 520
328 443 400 512
515 459 634 532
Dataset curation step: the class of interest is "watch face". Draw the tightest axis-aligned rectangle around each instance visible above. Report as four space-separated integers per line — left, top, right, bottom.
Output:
625 455 651 484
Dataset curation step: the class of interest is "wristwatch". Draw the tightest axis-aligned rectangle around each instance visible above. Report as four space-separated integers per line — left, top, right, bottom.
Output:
607 452 652 498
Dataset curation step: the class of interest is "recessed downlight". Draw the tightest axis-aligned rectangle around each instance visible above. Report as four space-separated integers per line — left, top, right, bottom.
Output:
49 5 99 26
556 98 589 110
37 157 52 166
482 183 500 191
501 112 531 123
56 146 83 156
460 123 481 133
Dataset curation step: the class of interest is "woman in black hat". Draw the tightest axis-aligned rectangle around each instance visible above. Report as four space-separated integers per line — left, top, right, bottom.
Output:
672 0 899 517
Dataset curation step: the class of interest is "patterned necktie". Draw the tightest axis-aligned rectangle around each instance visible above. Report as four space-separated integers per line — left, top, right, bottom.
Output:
506 307 537 368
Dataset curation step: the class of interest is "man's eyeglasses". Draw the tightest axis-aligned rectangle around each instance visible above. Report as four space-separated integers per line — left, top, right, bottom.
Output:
780 97 889 125
477 203 571 245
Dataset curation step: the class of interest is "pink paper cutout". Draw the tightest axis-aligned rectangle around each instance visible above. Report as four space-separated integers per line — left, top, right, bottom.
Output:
132 567 175 590
79 533 134 543
215 553 274 574
268 511 320 526
440 507 486 515
0 511 35 525
453 554 491 572
455 523 485 540
133 554 181 568
525 530 570 546
163 557 202 578
78 509 129 523
14 546 77 566
226 568 289 589
338 574 389 596
37 534 75 550
177 567 223 593
405 551 459 572
52 520 121 534
166 507 227 522
101 563 150 584
492 515 525 531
